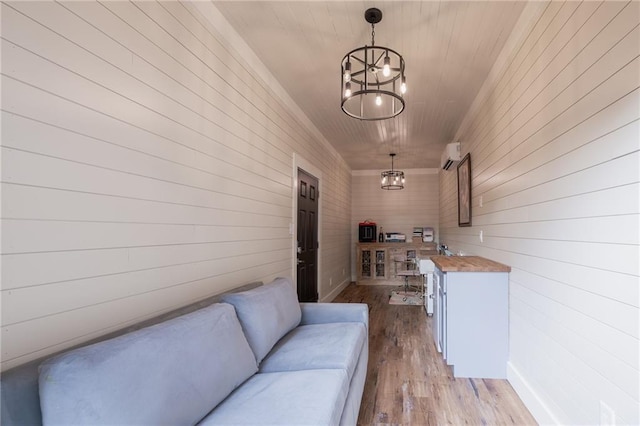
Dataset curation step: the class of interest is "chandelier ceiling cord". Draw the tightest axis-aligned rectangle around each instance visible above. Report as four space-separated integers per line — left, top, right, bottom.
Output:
381 153 405 190
341 8 406 121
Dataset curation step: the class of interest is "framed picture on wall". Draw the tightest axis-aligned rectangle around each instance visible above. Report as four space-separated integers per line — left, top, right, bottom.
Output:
457 153 471 227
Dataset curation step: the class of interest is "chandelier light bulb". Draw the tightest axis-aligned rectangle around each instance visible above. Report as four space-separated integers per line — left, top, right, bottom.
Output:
401 76 407 94
383 55 391 77
344 61 351 82
345 82 352 98
375 94 382 106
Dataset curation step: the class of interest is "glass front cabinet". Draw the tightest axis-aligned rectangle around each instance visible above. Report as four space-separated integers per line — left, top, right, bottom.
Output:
375 250 386 278
360 248 372 279
357 246 387 281
356 242 437 285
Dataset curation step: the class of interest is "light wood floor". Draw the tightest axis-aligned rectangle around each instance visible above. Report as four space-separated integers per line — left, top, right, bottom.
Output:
333 283 537 425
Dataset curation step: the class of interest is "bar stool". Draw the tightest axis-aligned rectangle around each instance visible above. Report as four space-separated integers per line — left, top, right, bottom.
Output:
393 255 422 294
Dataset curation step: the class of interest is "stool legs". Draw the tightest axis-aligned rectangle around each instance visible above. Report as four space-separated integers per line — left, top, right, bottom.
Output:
403 275 410 293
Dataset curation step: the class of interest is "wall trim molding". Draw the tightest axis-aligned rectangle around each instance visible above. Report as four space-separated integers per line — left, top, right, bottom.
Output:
292 153 323 299
507 362 561 425
452 1 548 148
321 278 351 303
191 2 347 169
352 168 439 177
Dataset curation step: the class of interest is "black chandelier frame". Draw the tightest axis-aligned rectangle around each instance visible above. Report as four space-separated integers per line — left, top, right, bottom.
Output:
381 153 405 190
341 8 406 121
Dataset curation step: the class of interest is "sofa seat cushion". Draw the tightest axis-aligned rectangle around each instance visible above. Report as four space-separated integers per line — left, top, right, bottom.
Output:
221 277 301 363
259 322 366 380
198 369 349 426
39 303 257 426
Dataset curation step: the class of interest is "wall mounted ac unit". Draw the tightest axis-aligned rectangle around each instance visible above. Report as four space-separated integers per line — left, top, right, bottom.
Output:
441 142 461 170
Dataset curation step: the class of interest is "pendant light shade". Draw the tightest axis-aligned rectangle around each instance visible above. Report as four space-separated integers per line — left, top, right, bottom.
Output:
381 153 405 190
341 8 406 121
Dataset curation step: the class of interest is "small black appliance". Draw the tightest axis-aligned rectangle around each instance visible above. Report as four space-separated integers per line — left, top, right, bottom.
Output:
358 222 377 242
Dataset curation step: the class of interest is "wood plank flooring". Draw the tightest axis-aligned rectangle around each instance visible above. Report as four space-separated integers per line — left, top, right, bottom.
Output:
333 283 537 425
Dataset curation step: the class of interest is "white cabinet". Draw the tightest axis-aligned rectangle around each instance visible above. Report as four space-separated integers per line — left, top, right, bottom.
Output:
433 256 510 379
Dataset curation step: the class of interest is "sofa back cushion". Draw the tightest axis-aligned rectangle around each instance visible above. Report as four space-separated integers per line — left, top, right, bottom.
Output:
221 277 301 363
39 303 257 425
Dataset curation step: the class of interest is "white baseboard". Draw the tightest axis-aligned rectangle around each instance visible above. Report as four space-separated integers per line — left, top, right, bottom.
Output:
507 362 561 425
321 278 351 302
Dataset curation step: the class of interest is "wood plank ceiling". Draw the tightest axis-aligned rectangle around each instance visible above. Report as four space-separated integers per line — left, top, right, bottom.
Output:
213 1 526 170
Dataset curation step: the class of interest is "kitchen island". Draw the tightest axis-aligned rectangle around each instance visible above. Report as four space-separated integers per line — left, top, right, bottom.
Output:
430 255 510 379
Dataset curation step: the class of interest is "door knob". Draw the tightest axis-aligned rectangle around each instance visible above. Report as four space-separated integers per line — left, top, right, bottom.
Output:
297 259 304 264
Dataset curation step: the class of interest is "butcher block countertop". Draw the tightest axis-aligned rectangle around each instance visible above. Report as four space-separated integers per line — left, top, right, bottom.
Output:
430 255 511 273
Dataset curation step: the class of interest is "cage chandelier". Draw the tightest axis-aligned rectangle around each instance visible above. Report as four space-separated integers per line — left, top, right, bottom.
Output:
381 153 405 190
341 8 407 120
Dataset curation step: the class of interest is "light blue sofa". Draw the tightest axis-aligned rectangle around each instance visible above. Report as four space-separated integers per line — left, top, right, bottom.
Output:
1 278 369 425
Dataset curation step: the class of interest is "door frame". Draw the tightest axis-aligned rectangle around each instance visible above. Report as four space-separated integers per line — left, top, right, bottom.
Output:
292 153 322 299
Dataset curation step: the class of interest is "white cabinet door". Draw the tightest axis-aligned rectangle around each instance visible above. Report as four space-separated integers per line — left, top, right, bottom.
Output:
432 269 443 353
438 268 509 379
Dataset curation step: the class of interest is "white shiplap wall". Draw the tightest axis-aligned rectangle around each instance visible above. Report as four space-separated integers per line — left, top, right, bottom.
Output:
351 169 439 280
0 0 352 371
440 1 639 424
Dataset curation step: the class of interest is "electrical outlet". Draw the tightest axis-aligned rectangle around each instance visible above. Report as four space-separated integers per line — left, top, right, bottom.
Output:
600 400 615 425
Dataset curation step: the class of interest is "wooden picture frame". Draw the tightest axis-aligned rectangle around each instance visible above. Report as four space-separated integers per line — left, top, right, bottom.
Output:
457 153 471 227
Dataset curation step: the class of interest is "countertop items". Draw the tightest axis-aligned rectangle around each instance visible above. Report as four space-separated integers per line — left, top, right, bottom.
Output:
430 255 511 273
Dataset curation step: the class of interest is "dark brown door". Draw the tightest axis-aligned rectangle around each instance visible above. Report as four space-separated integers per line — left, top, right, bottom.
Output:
297 168 318 302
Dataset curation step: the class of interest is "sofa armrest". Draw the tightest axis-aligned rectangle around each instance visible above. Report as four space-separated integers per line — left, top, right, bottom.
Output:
299 303 368 330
